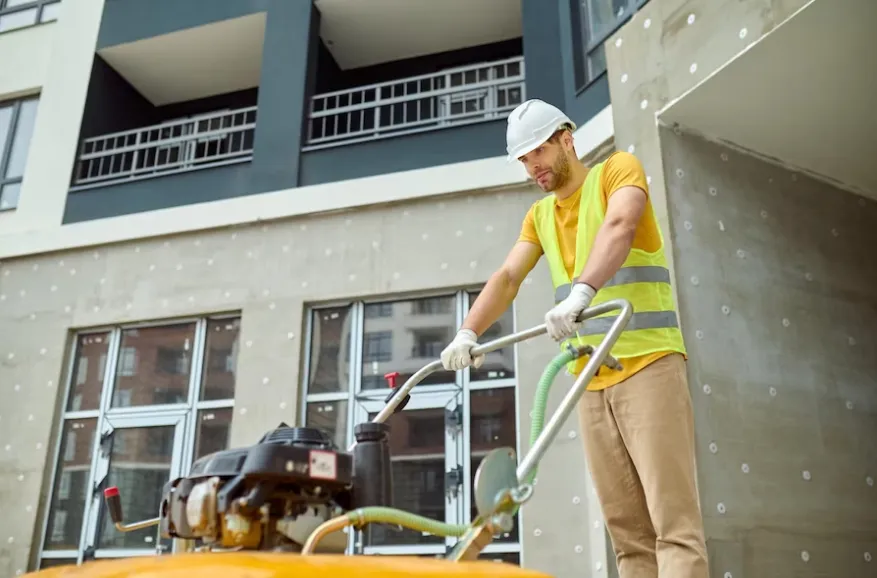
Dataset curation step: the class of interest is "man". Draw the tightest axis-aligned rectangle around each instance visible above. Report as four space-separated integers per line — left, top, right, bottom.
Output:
440 99 709 578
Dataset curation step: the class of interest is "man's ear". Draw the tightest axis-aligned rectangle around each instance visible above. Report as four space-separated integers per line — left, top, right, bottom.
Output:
563 130 575 152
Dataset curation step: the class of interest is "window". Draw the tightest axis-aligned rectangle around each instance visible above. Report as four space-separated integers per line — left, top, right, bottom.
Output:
363 331 392 363
0 96 39 210
37 315 239 568
0 0 60 34
571 0 650 89
301 291 520 560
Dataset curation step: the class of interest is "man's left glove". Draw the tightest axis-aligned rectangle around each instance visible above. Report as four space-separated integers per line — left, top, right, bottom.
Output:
544 283 597 341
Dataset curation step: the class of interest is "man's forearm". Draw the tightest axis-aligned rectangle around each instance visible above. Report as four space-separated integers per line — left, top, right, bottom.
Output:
461 270 519 337
576 221 636 290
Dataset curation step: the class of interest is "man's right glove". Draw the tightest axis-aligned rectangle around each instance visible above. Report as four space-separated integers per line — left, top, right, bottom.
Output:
440 329 485 371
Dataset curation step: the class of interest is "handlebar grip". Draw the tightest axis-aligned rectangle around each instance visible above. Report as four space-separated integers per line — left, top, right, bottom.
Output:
104 486 124 524
384 389 410 414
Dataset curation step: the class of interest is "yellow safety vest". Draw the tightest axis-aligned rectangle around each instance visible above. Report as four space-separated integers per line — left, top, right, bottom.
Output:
532 161 686 373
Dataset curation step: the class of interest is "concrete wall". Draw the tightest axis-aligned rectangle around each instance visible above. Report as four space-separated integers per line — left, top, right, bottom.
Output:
0 23 55 99
0 187 611 577
605 0 813 289
597 1 877 575
0 20 57 234
662 127 877 576
7 0 104 236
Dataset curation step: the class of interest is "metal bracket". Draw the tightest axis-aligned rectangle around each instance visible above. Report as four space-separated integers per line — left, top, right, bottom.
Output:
92 474 107 498
445 406 462 434
445 465 464 500
99 429 113 453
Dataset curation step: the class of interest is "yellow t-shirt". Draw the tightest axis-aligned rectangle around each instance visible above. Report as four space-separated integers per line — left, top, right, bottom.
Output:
518 151 673 391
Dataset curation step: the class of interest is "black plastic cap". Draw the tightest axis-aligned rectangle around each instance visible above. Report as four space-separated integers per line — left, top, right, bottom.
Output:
354 421 390 442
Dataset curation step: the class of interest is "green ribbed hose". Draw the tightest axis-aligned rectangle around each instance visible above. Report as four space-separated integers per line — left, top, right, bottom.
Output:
346 507 468 537
524 347 579 486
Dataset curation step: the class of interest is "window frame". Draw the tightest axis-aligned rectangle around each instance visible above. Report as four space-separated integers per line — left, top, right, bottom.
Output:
572 0 651 92
0 95 40 210
300 289 522 561
0 0 61 34
36 314 239 568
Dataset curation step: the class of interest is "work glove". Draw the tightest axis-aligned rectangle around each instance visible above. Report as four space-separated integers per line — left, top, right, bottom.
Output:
440 329 485 371
544 283 597 341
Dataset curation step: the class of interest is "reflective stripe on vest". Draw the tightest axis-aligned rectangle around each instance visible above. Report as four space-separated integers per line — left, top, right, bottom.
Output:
577 310 679 336
554 265 672 303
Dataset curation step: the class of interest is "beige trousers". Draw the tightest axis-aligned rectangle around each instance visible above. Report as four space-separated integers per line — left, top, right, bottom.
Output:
576 353 710 578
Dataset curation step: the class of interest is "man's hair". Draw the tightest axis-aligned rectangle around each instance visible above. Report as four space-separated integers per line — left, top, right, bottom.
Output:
546 123 575 145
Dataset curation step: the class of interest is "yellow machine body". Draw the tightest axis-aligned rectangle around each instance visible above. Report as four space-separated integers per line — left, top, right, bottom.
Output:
32 553 552 578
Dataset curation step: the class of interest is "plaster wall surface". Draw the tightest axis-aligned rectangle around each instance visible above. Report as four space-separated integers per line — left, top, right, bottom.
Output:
662 126 877 577
604 0 812 306
0 23 55 100
0 188 609 577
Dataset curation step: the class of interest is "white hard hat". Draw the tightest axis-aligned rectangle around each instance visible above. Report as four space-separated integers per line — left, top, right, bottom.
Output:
506 99 576 161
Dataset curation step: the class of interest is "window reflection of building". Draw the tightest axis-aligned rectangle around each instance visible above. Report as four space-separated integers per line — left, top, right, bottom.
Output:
302 290 520 560
38 316 239 568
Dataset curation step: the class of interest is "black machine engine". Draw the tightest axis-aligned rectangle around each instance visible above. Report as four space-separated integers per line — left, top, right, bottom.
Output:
155 421 393 553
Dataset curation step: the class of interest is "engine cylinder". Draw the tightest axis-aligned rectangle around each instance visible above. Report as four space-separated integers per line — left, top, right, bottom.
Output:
351 422 393 509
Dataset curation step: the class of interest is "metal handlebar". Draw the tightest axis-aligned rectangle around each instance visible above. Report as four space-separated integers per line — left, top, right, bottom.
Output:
367 299 633 429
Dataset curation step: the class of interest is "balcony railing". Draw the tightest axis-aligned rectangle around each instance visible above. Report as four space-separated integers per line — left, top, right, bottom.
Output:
304 56 525 150
70 107 257 191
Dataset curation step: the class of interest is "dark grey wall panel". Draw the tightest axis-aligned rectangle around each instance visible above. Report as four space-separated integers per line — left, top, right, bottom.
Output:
80 55 155 139
63 164 254 223
521 0 566 110
298 120 507 186
565 75 610 129
157 88 259 121
249 0 315 193
98 0 271 48
554 0 611 128
520 0 610 129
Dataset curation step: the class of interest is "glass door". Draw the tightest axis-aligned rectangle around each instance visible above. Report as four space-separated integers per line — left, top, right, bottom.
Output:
81 413 187 560
354 390 463 555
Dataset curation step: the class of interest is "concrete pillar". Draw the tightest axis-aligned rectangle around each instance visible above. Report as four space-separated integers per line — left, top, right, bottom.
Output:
14 0 105 234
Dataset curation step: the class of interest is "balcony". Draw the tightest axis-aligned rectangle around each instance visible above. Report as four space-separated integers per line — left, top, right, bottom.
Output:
69 107 257 191
303 57 525 151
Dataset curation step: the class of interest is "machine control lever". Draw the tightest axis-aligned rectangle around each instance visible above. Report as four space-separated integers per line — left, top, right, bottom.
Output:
102 486 161 533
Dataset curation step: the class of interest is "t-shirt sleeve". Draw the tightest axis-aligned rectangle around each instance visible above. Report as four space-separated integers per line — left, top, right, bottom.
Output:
517 202 542 249
600 151 649 206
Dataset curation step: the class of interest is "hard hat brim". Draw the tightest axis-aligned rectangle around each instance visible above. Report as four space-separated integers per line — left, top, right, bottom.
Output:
505 121 577 163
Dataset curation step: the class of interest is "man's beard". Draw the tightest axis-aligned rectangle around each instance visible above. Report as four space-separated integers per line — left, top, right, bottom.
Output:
538 154 571 192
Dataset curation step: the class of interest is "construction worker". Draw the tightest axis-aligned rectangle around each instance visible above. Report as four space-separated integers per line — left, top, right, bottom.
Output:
440 99 709 578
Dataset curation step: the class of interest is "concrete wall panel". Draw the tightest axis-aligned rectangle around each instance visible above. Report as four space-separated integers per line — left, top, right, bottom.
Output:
0 24 55 100
604 0 812 330
662 126 877 577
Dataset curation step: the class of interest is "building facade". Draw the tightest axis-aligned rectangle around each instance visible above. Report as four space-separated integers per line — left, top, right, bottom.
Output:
0 0 875 577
